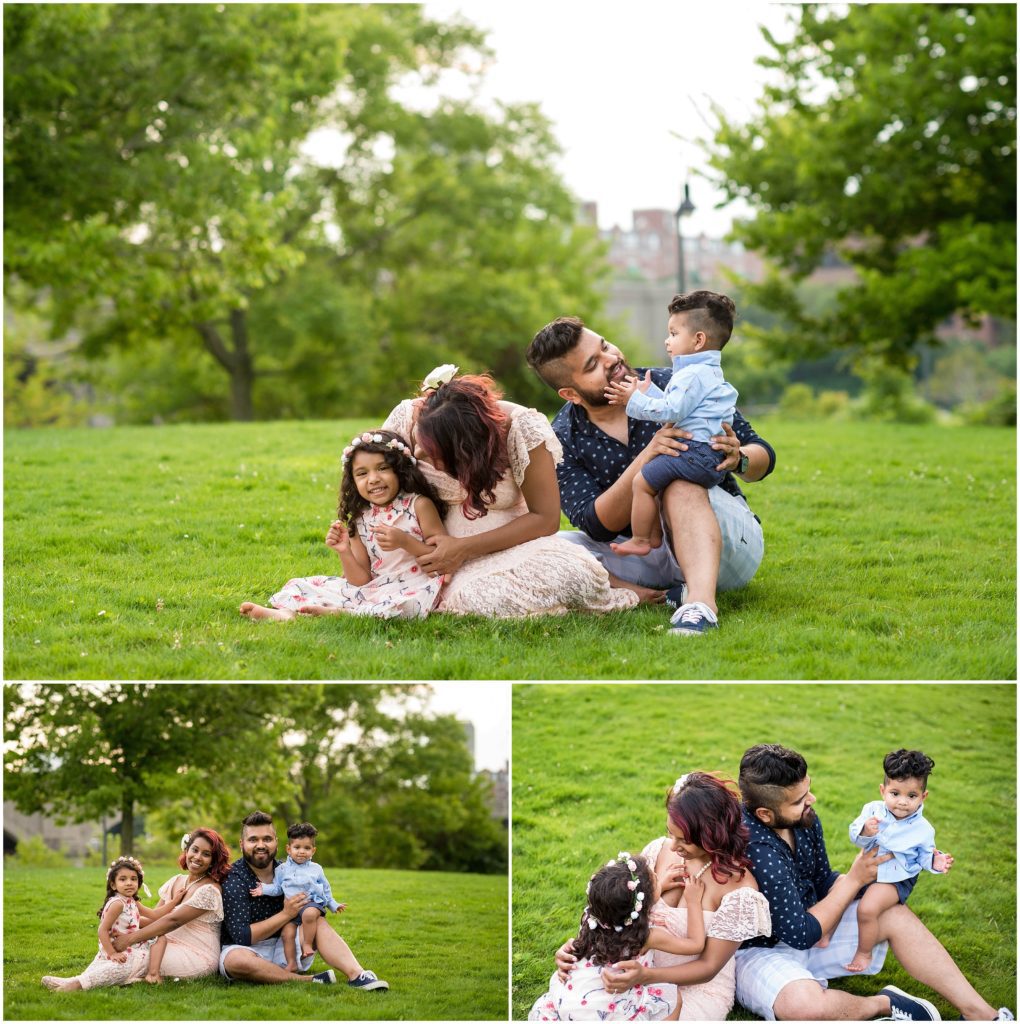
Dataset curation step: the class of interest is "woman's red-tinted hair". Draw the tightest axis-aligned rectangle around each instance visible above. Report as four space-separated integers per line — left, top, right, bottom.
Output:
665 772 751 884
178 827 232 885
415 374 510 520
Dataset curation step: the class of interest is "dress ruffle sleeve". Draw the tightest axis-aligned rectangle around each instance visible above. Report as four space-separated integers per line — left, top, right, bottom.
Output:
641 836 667 862
507 406 562 486
157 876 182 903
183 882 223 920
705 886 771 942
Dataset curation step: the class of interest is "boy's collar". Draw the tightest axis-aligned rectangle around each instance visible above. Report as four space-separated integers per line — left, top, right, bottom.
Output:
671 350 721 370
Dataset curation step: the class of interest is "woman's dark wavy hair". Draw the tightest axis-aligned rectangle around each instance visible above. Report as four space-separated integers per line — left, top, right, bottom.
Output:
666 772 751 885
177 827 233 885
99 856 145 917
571 854 653 967
414 375 510 520
337 429 448 529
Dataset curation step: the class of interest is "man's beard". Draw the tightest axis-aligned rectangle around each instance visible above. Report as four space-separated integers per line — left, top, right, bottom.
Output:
244 847 276 869
775 805 817 830
573 357 634 407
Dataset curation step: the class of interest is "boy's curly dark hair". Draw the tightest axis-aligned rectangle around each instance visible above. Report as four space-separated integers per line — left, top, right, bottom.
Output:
99 856 145 918
571 854 654 967
337 429 448 530
287 822 318 841
883 749 935 788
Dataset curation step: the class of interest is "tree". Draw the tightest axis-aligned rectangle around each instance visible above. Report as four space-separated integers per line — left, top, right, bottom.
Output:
3 684 316 855
5 4 609 421
706 4 1016 367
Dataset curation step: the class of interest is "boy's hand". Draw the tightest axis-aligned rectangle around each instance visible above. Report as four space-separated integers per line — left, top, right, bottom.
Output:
682 872 706 905
604 374 638 405
334 903 347 914
861 816 881 837
325 520 350 553
373 525 406 552
249 883 264 897
933 850 954 873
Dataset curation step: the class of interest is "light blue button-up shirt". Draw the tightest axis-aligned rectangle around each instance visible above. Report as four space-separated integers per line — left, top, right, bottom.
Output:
259 855 341 911
849 800 942 882
625 351 738 442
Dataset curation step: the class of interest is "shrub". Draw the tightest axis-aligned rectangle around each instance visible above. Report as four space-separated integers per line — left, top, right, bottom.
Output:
816 389 850 419
7 834 69 868
959 381 1017 426
778 382 817 418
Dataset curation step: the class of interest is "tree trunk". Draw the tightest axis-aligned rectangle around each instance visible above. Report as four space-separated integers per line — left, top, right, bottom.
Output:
120 797 134 858
194 309 255 422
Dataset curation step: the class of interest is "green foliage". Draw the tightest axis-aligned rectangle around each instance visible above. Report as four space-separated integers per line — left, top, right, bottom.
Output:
851 359 937 424
958 380 1017 426
4 865 507 1020
3 418 1015 679
6 835 68 869
707 4 1016 365
512 683 1016 1019
4 4 609 421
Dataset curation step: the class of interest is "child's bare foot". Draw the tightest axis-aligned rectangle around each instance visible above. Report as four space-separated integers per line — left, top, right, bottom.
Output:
610 537 655 557
145 973 161 984
302 943 315 959
41 976 80 991
296 604 344 617
239 602 295 621
845 950 872 972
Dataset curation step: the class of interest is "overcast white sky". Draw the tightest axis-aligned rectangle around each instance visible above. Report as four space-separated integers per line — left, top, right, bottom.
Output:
421 1 795 236
412 681 509 773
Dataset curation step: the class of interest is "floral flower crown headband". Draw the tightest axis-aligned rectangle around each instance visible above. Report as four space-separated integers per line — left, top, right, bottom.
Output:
109 855 151 897
582 852 646 932
342 432 417 466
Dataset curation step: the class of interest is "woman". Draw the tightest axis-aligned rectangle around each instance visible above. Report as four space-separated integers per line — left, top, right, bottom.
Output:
380 368 639 617
555 773 771 1020
113 828 230 980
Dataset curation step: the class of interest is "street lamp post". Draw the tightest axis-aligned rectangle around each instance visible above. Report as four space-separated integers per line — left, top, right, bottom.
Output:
675 182 695 295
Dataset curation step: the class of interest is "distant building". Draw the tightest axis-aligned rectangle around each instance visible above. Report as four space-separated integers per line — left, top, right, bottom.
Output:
4 802 103 858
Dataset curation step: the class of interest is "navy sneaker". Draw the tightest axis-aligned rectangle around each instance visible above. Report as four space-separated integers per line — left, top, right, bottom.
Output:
348 969 389 992
311 969 336 984
664 583 688 610
669 601 718 636
879 985 941 1021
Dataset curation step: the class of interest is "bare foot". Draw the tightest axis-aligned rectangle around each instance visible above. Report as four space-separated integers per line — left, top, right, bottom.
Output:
610 537 655 557
296 604 345 617
41 976 80 991
816 935 830 948
606 572 665 605
285 961 300 973
145 973 161 985
239 602 295 621
301 944 315 959
845 950 872 972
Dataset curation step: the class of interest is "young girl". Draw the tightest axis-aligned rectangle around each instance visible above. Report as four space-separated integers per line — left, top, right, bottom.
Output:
529 852 706 1021
240 429 449 621
41 856 183 991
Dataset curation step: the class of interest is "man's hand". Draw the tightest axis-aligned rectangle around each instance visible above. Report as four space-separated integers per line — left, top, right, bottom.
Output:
325 520 350 553
554 938 577 983
416 535 468 577
373 525 407 552
710 422 741 472
861 816 881 838
284 891 310 916
932 850 954 873
640 424 692 466
602 960 644 993
847 845 894 887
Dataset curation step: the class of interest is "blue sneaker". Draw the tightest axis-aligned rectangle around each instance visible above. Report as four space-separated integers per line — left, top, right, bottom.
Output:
348 969 389 992
669 601 718 636
664 583 688 610
879 985 941 1020
311 970 336 984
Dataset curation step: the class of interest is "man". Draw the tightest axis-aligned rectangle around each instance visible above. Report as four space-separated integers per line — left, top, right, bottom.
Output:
526 292 775 636
219 810 389 991
734 744 1010 1021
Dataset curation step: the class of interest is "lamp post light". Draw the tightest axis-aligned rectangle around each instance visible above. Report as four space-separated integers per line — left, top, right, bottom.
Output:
675 182 695 295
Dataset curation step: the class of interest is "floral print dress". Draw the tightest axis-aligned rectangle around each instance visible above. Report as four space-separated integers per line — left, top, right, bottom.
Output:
74 896 151 989
269 492 444 619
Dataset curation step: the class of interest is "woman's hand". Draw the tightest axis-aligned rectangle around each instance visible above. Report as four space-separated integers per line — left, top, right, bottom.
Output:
416 535 469 577
325 520 351 553
602 959 644 993
373 525 408 552
110 936 130 955
554 939 577 983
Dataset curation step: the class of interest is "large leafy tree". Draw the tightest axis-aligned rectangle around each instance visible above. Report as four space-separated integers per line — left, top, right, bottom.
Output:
4 4 607 421
3 684 318 856
706 3 1016 366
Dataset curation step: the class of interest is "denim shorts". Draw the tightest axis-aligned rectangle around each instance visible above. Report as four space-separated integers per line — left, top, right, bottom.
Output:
641 439 725 491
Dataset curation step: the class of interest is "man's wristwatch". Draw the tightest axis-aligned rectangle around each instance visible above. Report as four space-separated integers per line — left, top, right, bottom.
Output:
736 448 750 476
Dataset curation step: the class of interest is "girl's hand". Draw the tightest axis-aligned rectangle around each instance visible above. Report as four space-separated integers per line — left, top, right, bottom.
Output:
373 525 407 552
249 883 264 897
933 850 954 873
682 872 706 905
658 859 688 894
109 948 128 963
325 521 350 553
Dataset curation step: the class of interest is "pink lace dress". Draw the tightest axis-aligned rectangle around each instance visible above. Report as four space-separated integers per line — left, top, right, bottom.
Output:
156 877 223 979
75 896 150 989
383 400 639 617
268 492 444 619
640 837 772 1020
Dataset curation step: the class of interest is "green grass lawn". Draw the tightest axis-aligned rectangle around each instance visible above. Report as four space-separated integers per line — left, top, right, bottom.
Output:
4 418 1015 679
4 863 507 1020
510 682 1017 1020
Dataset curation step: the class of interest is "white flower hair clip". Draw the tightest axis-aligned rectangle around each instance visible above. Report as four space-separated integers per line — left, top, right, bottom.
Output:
421 364 458 392
672 774 691 794
180 833 192 850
